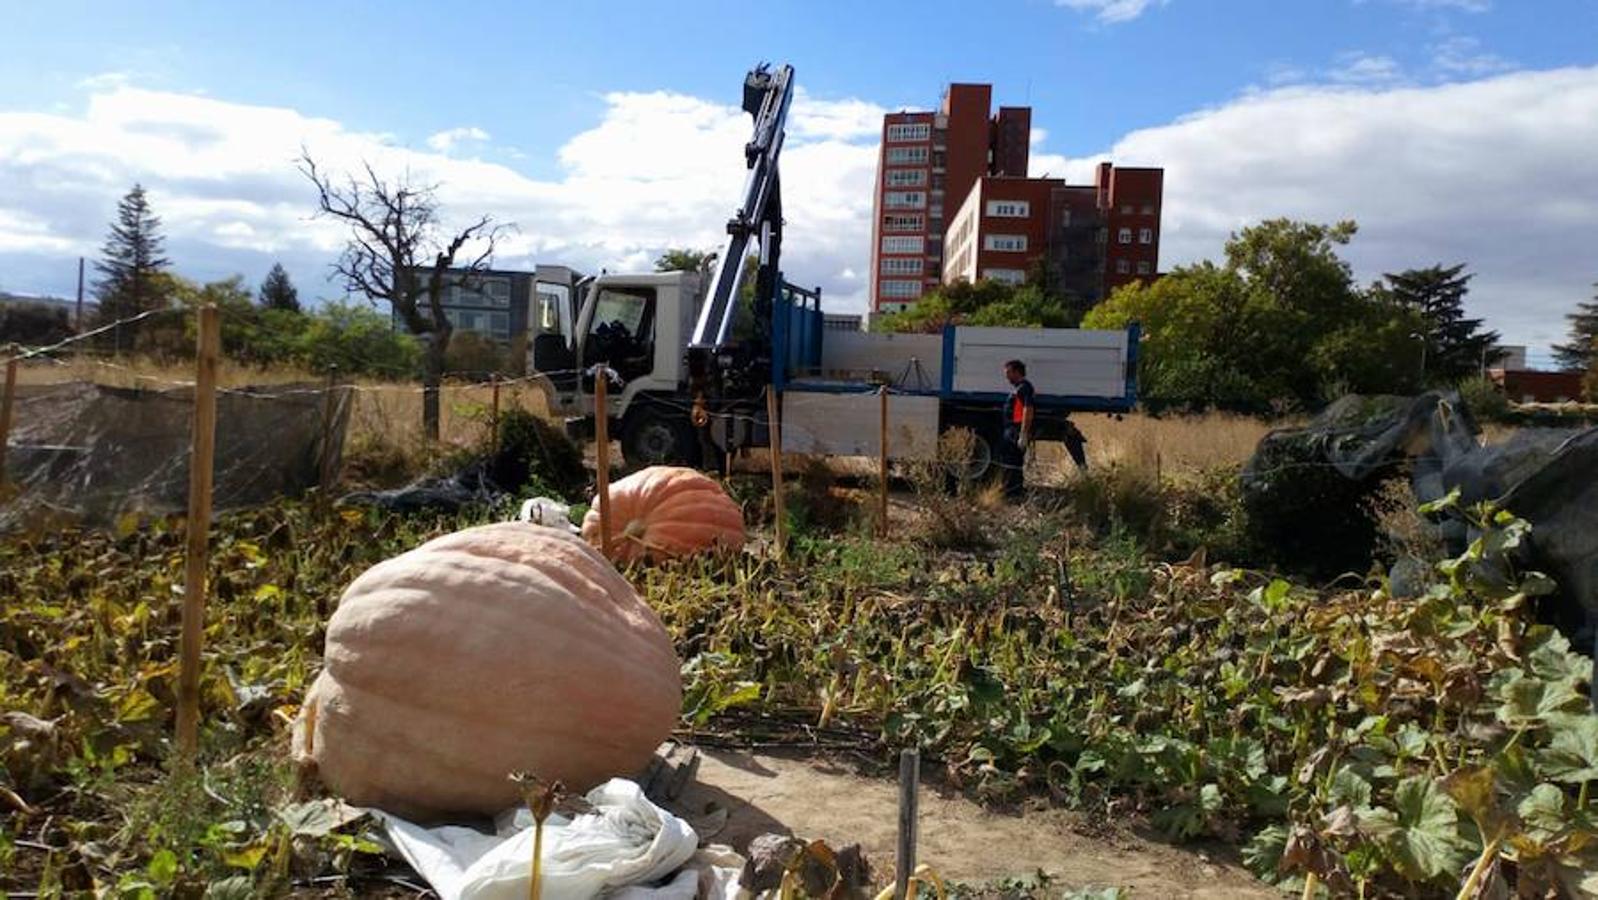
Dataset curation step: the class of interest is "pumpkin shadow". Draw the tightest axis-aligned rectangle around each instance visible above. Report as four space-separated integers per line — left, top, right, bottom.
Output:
666 750 791 848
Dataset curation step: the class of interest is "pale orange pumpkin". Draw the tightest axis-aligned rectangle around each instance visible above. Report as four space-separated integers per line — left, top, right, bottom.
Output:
582 466 746 564
292 522 681 821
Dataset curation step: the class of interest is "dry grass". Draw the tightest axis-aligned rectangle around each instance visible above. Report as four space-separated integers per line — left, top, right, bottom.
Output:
1033 412 1289 484
11 354 552 470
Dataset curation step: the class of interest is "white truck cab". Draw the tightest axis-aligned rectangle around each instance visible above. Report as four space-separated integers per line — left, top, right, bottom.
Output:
526 270 709 463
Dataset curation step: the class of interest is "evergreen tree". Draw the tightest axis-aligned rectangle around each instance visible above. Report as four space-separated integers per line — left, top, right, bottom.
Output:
1381 264 1501 383
1551 287 1598 372
258 262 301 313
94 184 171 351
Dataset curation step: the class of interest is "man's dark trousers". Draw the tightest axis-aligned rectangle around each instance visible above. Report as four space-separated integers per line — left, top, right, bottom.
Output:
999 424 1025 499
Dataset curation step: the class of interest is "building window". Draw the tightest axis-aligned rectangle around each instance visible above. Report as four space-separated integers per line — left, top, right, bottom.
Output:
1120 204 1133 215
1060 208 1072 226
1140 204 1155 214
880 279 922 299
449 276 512 308
881 235 924 254
884 191 925 209
1136 261 1151 275
488 311 510 339
985 200 1030 218
982 268 1026 285
1118 227 1133 244
880 257 923 275
883 214 923 232
886 146 929 165
886 169 927 187
983 234 1027 252
1116 259 1131 274
1139 228 1154 244
886 123 931 142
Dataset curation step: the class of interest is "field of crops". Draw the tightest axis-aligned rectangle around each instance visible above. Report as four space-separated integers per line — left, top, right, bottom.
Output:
2 397 1596 897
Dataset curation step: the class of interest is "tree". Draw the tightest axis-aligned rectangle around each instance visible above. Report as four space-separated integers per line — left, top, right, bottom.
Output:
259 262 302 313
0 302 74 346
300 153 506 441
877 278 1068 334
1552 287 1598 373
1378 264 1501 383
295 302 421 378
94 184 172 352
1084 218 1432 412
654 248 718 275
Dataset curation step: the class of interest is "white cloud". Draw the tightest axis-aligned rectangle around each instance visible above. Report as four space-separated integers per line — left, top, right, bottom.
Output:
1327 52 1405 84
1051 66 1598 350
425 126 491 153
1431 36 1514 76
1054 0 1168 24
0 82 883 312
1390 0 1490 11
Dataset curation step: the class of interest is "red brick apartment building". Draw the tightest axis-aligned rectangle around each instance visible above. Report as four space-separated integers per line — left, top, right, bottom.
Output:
869 84 1163 313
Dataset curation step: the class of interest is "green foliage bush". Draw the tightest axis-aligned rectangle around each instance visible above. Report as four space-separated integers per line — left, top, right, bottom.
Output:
486 406 587 501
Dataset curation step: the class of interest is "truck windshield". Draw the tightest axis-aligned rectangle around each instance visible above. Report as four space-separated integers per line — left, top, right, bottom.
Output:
590 289 651 335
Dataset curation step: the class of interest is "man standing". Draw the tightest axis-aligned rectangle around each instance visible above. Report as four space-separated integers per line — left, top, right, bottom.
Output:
1000 359 1034 499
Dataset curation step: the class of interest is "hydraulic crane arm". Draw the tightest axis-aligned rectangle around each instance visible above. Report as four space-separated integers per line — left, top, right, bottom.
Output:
687 63 795 360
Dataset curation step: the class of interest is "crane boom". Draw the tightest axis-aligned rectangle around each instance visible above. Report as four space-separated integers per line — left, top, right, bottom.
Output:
687 62 794 361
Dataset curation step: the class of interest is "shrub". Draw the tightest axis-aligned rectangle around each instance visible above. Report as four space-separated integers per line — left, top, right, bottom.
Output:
488 407 587 500
907 429 1007 550
1457 375 1511 422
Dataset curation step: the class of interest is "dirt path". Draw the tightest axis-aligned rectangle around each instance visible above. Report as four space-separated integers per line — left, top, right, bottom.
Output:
671 749 1279 899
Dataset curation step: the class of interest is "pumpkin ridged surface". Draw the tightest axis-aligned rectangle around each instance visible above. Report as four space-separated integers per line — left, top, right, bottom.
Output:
294 522 680 821
582 466 745 564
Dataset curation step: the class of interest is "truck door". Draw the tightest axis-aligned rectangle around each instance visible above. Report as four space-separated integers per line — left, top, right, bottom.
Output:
530 281 577 390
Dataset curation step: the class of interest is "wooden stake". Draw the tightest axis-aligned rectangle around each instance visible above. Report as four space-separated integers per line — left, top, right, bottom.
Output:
878 386 890 538
895 748 920 900
766 386 786 562
490 373 501 457
0 347 17 489
318 365 339 494
594 369 613 559
176 305 220 758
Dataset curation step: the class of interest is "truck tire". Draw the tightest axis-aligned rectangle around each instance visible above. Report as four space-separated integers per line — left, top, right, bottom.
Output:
622 407 701 468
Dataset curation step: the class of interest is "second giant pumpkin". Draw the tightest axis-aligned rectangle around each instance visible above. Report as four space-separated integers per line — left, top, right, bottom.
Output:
583 466 746 564
292 522 680 821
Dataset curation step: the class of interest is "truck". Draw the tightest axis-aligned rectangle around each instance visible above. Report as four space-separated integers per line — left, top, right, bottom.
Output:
524 63 1138 477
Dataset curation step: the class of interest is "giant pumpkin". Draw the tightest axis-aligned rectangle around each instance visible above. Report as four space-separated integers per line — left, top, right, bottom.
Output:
582 466 746 565
292 522 680 821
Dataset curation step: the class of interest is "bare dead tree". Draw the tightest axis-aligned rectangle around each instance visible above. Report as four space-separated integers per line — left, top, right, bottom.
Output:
299 150 508 441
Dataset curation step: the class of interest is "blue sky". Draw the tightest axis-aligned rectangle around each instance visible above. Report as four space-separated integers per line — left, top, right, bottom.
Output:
2 0 1596 356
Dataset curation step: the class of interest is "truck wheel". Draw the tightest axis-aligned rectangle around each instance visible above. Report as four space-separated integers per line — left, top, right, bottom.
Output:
622 409 701 468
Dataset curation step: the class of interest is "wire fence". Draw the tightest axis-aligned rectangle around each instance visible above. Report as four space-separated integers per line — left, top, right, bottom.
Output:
1 303 1474 534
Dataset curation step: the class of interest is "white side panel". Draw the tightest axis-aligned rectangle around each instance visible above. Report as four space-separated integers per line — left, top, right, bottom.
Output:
782 392 941 461
813 332 943 391
952 327 1128 399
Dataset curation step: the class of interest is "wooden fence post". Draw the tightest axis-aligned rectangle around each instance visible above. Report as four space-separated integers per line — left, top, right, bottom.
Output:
594 369 613 559
895 748 921 900
766 386 786 562
0 347 17 489
490 373 501 457
318 364 339 494
176 305 221 758
878 386 890 538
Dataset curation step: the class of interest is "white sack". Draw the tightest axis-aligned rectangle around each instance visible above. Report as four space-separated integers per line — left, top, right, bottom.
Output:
375 779 724 900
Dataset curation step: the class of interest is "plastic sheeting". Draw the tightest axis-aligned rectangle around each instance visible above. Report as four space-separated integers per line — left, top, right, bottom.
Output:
1243 391 1598 627
374 779 743 900
2 380 349 530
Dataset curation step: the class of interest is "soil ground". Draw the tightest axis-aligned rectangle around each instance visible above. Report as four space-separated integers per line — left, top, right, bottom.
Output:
671 749 1280 899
